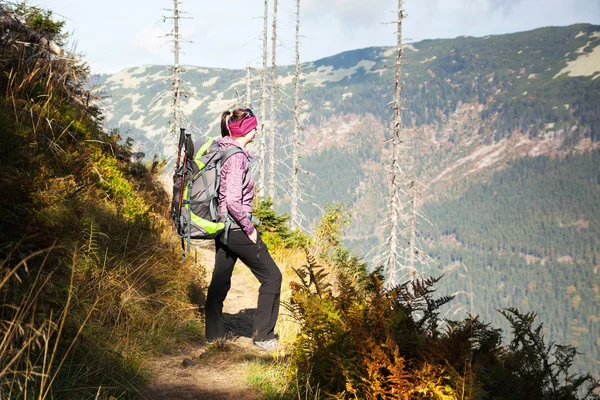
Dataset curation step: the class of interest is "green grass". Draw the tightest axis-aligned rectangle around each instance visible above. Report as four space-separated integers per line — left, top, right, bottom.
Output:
246 357 295 400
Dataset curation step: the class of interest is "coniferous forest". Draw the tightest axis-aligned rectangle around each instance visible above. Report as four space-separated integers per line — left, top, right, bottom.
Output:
423 152 600 378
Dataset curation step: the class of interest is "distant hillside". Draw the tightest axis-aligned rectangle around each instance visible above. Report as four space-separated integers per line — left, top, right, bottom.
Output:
94 23 600 378
95 23 599 152
94 23 600 202
423 151 600 377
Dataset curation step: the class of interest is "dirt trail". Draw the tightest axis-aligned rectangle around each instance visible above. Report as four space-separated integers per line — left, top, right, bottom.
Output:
143 247 267 400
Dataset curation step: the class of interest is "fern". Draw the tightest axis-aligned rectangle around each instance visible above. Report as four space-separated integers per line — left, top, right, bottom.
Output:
292 248 332 298
387 276 455 336
284 217 599 399
493 308 600 399
81 218 100 261
286 250 599 399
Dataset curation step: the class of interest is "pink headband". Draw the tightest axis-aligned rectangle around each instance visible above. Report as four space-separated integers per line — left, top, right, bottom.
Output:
228 115 258 137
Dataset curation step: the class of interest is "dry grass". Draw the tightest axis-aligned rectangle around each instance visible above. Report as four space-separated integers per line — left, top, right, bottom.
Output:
272 247 312 346
0 223 206 399
0 245 97 399
0 5 209 398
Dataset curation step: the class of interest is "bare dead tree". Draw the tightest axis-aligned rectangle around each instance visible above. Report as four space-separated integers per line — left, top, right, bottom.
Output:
290 0 301 228
267 0 278 200
257 0 269 197
407 179 417 280
386 0 405 288
245 64 252 108
402 177 436 283
171 0 181 142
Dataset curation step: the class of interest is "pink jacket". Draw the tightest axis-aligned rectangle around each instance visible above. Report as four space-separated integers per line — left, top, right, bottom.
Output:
217 136 255 236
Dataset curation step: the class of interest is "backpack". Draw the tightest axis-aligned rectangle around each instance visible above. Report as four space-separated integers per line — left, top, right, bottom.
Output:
171 128 248 259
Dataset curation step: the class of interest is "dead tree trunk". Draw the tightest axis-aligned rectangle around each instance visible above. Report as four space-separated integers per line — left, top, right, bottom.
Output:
245 65 252 108
408 179 417 280
290 0 301 228
172 0 181 142
386 0 404 288
257 0 269 197
0 12 64 56
267 0 278 200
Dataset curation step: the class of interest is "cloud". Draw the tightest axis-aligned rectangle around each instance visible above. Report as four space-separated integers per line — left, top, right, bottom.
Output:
404 0 600 42
33 0 600 72
303 0 396 28
488 0 520 13
300 0 600 45
292 0 398 63
133 24 171 58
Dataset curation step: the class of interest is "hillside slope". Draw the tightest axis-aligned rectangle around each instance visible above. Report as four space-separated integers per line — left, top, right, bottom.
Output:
0 5 202 398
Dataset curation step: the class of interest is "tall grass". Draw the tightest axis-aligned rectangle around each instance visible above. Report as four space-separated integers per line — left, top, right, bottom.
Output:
0 233 204 399
0 244 93 399
0 5 208 398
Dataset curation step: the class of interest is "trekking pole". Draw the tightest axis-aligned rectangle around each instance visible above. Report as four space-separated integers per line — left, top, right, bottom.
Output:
172 128 187 219
177 133 193 218
176 127 186 170
178 133 193 257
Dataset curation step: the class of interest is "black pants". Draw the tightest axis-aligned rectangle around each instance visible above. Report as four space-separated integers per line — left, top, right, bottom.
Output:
205 230 282 342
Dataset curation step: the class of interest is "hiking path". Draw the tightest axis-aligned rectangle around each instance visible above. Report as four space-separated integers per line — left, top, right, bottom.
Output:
142 247 271 400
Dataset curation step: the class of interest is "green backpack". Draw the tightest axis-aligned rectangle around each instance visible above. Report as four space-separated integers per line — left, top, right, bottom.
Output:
171 129 248 258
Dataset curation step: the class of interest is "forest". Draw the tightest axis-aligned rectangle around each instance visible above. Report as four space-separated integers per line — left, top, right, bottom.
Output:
297 24 600 143
423 151 600 378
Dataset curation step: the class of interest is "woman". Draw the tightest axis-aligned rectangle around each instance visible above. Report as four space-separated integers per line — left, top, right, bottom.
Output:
205 108 282 351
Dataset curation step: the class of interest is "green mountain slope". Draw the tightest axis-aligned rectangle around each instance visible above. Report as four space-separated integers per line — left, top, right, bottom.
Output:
423 151 600 377
94 24 600 159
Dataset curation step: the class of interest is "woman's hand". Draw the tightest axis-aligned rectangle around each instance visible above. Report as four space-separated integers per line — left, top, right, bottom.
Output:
248 229 258 243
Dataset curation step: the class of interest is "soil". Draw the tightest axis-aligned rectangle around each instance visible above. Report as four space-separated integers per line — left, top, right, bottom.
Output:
143 248 267 400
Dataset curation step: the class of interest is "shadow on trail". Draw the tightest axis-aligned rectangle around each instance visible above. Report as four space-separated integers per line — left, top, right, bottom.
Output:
223 308 256 338
141 307 276 400
144 384 261 400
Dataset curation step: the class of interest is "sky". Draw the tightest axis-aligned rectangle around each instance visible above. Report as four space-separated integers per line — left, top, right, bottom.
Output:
28 0 600 74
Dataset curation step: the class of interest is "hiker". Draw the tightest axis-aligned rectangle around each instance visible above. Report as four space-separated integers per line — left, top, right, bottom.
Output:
204 108 282 351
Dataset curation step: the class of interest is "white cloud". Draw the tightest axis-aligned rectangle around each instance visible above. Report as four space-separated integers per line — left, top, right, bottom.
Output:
133 24 170 58
303 0 396 28
405 0 600 42
30 0 600 73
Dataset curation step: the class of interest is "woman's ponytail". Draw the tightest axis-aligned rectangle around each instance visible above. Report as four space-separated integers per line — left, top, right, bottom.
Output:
221 111 232 137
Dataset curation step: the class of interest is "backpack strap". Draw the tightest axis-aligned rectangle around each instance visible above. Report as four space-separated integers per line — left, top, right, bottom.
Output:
221 146 245 164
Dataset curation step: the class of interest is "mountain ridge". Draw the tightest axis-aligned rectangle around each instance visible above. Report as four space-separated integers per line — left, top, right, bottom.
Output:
92 22 600 236
92 23 598 76
93 23 600 158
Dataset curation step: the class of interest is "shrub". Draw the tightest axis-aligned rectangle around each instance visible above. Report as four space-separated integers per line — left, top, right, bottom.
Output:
252 197 311 251
285 250 600 399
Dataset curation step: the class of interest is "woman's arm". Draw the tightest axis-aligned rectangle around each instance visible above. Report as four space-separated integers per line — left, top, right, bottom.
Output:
220 153 256 236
